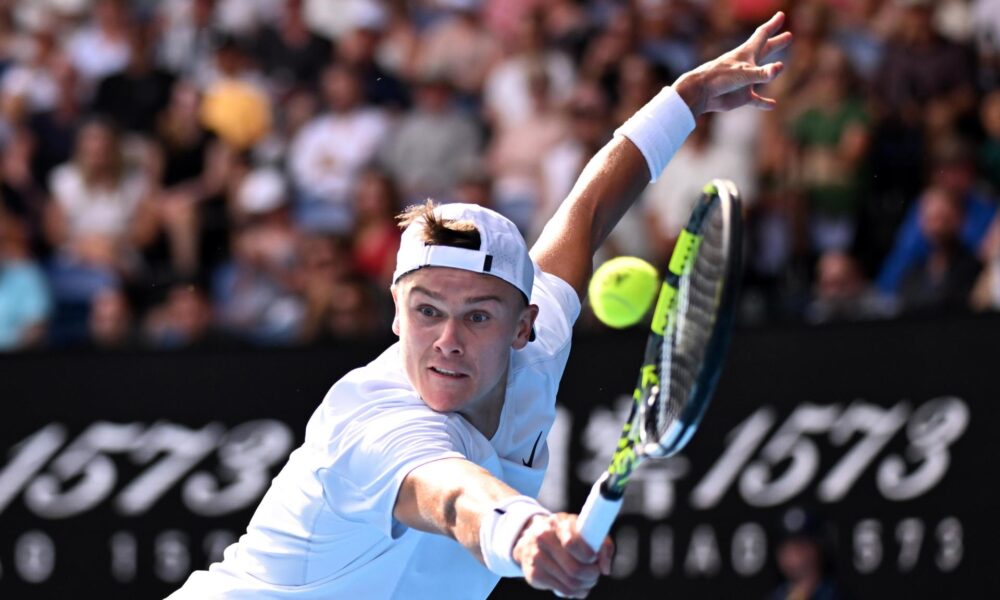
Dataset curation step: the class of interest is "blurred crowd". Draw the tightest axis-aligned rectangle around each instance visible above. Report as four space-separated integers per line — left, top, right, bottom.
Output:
0 0 998 351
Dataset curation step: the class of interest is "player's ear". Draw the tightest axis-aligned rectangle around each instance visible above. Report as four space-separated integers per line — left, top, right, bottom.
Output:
391 285 401 336
512 303 539 350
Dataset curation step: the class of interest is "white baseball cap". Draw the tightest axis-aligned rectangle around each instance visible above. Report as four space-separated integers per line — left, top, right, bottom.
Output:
393 202 536 308
238 168 288 215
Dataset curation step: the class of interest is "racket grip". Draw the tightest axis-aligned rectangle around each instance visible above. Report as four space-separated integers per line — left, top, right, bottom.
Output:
577 473 623 551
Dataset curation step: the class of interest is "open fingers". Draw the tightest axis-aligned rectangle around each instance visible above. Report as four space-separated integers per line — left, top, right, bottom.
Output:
747 11 786 55
761 31 793 62
748 87 778 110
710 85 776 113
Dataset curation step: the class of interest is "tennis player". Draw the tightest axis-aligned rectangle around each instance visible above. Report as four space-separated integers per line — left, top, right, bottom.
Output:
169 13 790 600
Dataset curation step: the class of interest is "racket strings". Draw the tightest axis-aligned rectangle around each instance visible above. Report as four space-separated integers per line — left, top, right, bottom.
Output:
652 203 729 444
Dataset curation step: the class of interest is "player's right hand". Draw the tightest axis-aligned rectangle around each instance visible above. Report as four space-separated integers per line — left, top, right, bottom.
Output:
512 513 613 598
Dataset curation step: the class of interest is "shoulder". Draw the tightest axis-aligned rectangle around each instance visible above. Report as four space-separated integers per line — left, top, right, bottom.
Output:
292 115 334 142
49 165 84 206
308 345 476 455
356 108 390 131
519 267 580 361
49 163 81 191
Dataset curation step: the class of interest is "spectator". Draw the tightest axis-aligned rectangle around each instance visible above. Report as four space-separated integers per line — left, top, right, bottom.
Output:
372 0 421 83
0 16 62 116
766 507 846 600
539 0 593 63
28 57 84 186
143 280 217 347
64 0 133 86
896 185 982 316
0 209 51 350
301 0 384 42
870 0 976 204
151 79 226 278
350 169 402 288
451 169 494 209
296 233 382 342
482 0 544 48
1 128 47 256
876 136 996 294
643 112 756 264
287 62 390 234
414 0 502 104
786 43 870 255
578 4 636 97
199 35 273 151
88 287 135 348
156 0 220 84
213 167 304 344
972 0 1000 88
380 73 482 204
805 251 890 323
979 89 1000 193
44 116 159 295
483 10 575 131
535 79 612 243
337 8 410 110
91 21 175 135
254 0 332 91
487 62 569 233
831 0 893 83
612 53 665 128
972 175 1000 312
635 0 698 78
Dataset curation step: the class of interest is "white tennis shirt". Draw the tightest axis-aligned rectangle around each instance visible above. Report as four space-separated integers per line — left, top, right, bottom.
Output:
168 269 580 599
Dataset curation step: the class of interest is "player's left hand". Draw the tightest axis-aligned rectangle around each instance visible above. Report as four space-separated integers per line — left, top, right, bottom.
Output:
513 512 613 598
674 11 793 116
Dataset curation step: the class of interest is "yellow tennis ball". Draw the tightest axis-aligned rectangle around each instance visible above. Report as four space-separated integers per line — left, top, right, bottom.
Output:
588 256 660 328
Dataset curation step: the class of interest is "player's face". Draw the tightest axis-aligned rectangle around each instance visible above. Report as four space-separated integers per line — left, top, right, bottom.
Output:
392 267 537 417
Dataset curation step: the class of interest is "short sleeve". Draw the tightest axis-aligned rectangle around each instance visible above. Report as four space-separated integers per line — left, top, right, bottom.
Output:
13 265 52 323
315 395 467 539
49 164 80 211
529 267 581 355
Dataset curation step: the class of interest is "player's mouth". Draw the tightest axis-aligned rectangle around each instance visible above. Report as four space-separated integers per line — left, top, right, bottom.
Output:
430 366 467 379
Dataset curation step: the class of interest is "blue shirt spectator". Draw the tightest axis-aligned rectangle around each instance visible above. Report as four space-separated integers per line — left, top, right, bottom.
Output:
876 191 995 294
0 210 53 350
0 262 51 349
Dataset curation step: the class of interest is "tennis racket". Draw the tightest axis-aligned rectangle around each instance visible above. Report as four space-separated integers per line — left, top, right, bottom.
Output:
577 179 744 551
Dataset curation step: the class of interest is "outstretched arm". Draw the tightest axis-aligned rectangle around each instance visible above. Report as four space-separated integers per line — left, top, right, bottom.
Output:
395 458 613 598
530 12 792 297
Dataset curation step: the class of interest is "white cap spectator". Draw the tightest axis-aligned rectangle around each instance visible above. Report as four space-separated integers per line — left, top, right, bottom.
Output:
238 168 289 215
351 0 388 32
304 0 385 40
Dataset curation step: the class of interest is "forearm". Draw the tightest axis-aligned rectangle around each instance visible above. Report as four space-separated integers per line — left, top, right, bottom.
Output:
533 137 650 296
394 458 611 596
393 458 523 561
532 87 694 297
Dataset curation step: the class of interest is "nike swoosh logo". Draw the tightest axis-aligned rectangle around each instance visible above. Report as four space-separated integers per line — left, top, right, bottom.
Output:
522 430 544 468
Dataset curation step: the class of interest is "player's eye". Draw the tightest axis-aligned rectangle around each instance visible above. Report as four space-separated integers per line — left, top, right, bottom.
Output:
416 305 439 318
469 311 490 324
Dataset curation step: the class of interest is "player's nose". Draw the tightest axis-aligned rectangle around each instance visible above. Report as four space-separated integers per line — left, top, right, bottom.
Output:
433 317 464 355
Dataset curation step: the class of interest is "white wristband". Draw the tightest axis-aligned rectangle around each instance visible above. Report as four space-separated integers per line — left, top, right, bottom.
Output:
479 495 551 578
614 86 696 183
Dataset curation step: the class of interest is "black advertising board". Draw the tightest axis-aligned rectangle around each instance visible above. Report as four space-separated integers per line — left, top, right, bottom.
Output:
0 316 997 599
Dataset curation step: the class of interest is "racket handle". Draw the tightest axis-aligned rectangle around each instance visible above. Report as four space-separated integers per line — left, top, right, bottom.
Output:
577 473 623 551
